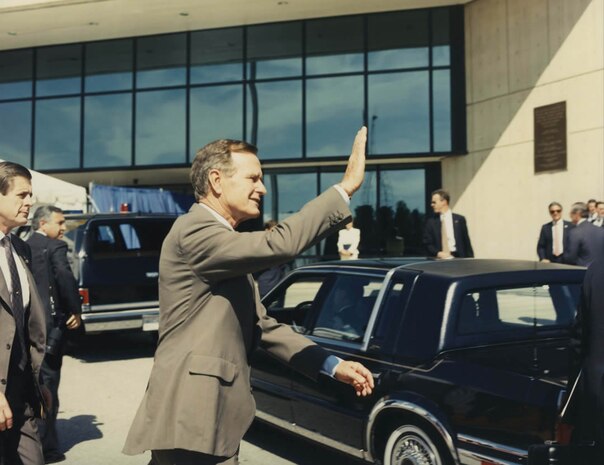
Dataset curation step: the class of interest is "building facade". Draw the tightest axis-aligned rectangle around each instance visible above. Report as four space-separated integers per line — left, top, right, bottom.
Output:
0 0 602 260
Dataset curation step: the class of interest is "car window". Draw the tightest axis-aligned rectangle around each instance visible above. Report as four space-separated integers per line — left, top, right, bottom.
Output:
119 223 142 249
457 283 580 335
311 274 383 343
90 219 174 258
264 275 327 333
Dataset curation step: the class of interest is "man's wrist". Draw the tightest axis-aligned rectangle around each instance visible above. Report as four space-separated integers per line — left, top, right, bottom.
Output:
333 184 351 204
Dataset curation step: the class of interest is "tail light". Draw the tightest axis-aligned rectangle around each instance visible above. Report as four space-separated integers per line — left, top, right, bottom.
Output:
79 288 90 312
555 418 574 445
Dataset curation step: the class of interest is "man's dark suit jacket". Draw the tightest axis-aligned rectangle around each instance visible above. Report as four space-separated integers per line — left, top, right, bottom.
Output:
537 220 574 262
26 232 81 330
570 259 604 459
423 213 474 258
564 221 604 267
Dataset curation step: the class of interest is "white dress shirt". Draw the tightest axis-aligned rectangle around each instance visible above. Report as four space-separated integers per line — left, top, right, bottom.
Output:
551 220 564 255
0 231 31 308
440 210 457 253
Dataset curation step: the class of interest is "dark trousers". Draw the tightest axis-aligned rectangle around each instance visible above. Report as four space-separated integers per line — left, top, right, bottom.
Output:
151 449 238 465
0 367 43 465
38 352 62 455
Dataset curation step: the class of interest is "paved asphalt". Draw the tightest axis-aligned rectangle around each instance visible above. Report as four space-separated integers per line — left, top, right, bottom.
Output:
56 332 364 465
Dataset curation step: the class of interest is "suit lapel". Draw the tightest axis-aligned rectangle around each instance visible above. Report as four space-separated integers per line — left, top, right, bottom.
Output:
0 269 11 315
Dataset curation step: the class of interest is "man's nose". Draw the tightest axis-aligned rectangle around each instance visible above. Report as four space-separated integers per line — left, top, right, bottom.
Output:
257 181 267 195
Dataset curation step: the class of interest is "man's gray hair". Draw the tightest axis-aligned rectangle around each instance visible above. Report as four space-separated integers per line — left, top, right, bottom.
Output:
190 139 258 201
570 202 588 218
32 205 63 230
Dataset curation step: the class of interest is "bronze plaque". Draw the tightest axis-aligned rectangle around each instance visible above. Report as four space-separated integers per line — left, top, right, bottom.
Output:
534 101 567 173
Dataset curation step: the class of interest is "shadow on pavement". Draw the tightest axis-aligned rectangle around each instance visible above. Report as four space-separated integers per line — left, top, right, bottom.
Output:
244 420 365 465
57 414 104 452
65 331 156 363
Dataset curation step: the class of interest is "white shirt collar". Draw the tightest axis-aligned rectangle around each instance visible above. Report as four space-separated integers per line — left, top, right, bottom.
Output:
197 203 234 231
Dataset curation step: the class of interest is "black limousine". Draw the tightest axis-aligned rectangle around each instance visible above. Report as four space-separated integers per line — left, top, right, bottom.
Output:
251 259 585 465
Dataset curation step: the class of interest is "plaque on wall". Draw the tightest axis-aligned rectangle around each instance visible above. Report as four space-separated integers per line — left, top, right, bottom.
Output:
534 101 567 173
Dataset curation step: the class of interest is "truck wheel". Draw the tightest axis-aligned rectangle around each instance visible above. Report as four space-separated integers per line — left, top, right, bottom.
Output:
383 424 452 465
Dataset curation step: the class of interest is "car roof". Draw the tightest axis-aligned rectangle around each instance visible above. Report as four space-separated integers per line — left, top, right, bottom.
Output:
403 259 585 277
298 258 585 277
65 212 178 220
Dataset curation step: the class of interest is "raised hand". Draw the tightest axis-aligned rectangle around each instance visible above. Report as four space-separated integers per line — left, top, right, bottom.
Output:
339 126 367 197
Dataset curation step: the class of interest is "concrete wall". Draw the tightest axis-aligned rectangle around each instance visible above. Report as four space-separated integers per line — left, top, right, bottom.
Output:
444 0 603 259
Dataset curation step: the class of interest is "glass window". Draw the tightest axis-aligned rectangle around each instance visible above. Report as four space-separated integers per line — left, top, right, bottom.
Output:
247 80 302 159
432 9 451 67
311 274 383 342
274 172 317 221
119 223 141 249
85 39 133 92
136 33 186 88
306 76 364 157
135 89 186 165
0 49 33 99
84 93 132 168
34 97 80 170
0 101 31 166
457 284 580 335
247 22 302 79
433 70 452 152
320 169 377 259
305 16 364 75
379 169 426 256
368 71 430 154
368 11 429 71
91 219 175 258
36 45 82 96
262 173 275 224
190 84 243 153
264 275 327 332
191 28 243 83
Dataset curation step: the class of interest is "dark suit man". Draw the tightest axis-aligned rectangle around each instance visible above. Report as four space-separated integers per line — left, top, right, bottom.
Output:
570 258 604 461
593 201 604 228
423 189 474 258
0 161 47 465
123 128 374 465
27 205 82 463
537 201 574 263
565 202 604 267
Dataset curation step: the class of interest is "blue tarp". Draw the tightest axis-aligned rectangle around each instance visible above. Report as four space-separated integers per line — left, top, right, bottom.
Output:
90 183 194 214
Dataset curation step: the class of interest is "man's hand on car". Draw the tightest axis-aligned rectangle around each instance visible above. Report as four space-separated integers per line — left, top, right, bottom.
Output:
334 360 375 397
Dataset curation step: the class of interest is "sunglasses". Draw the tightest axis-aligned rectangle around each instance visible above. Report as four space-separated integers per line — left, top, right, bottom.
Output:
549 209 562 214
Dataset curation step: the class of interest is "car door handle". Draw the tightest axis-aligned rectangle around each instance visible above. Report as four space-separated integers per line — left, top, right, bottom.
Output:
146 272 159 278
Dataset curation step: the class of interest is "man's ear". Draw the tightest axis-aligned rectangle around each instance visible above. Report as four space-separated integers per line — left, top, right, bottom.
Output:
207 169 223 195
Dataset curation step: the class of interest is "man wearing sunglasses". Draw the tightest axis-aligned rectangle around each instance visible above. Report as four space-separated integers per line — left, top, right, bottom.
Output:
537 202 574 263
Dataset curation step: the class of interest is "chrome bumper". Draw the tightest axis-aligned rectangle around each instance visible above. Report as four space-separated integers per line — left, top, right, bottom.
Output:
81 307 159 333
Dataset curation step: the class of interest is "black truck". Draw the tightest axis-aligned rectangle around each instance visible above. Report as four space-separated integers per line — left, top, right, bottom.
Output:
64 213 177 335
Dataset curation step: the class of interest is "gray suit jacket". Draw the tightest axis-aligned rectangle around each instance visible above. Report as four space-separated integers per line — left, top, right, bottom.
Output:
123 187 350 457
565 221 604 266
0 235 47 408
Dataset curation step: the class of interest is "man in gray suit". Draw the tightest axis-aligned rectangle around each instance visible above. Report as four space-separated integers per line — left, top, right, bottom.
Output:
565 202 604 266
0 161 47 465
124 128 374 465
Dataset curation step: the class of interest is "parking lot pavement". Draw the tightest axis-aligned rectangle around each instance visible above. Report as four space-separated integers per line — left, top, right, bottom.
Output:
56 333 364 465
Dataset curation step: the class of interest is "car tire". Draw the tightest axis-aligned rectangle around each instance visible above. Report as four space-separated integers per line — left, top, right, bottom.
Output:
383 423 453 465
